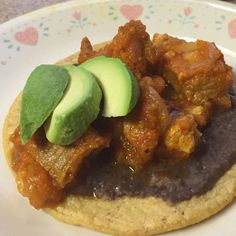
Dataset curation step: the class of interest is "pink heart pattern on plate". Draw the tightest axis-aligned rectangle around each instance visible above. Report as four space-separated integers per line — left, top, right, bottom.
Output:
228 19 236 39
120 4 143 20
14 27 38 46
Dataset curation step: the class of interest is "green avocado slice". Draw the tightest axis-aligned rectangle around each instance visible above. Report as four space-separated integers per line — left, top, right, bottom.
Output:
20 65 70 144
44 66 102 145
80 56 140 117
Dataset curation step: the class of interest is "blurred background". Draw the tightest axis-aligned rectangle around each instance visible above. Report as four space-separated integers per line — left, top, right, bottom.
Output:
0 0 71 23
0 0 235 24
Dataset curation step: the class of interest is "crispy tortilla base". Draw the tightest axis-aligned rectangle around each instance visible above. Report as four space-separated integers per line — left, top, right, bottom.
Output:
2 44 236 236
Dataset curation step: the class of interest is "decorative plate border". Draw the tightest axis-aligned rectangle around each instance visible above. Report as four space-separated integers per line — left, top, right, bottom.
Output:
0 0 235 67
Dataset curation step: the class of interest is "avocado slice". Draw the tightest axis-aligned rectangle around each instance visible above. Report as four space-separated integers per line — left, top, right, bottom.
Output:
44 66 102 145
20 65 70 144
80 56 140 117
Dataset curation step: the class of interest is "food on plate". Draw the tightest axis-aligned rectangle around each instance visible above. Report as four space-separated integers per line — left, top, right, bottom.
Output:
3 20 236 235
45 65 102 145
80 55 140 117
20 65 70 144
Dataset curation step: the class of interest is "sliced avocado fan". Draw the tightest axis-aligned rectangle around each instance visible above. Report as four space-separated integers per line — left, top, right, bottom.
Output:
20 56 140 145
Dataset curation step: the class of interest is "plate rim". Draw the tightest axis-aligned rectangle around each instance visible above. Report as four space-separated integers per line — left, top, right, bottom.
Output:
0 0 236 236
0 0 236 33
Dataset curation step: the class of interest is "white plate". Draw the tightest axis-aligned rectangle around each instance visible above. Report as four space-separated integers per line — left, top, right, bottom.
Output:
0 0 236 235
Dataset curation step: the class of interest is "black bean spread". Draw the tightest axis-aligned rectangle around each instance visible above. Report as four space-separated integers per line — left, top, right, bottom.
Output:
68 97 236 202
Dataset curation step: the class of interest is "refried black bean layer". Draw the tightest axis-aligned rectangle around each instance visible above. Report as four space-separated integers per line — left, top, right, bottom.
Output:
68 97 236 202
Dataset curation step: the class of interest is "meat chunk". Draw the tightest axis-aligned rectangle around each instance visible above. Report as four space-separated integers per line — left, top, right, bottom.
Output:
164 88 213 127
146 75 166 94
183 102 212 127
153 34 233 107
26 128 110 188
78 20 160 78
152 33 185 58
11 128 64 209
78 37 94 63
163 115 201 158
115 77 170 170
11 127 110 208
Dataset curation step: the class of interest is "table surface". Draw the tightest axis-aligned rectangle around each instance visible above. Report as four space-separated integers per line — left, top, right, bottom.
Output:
0 0 71 24
0 0 236 24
